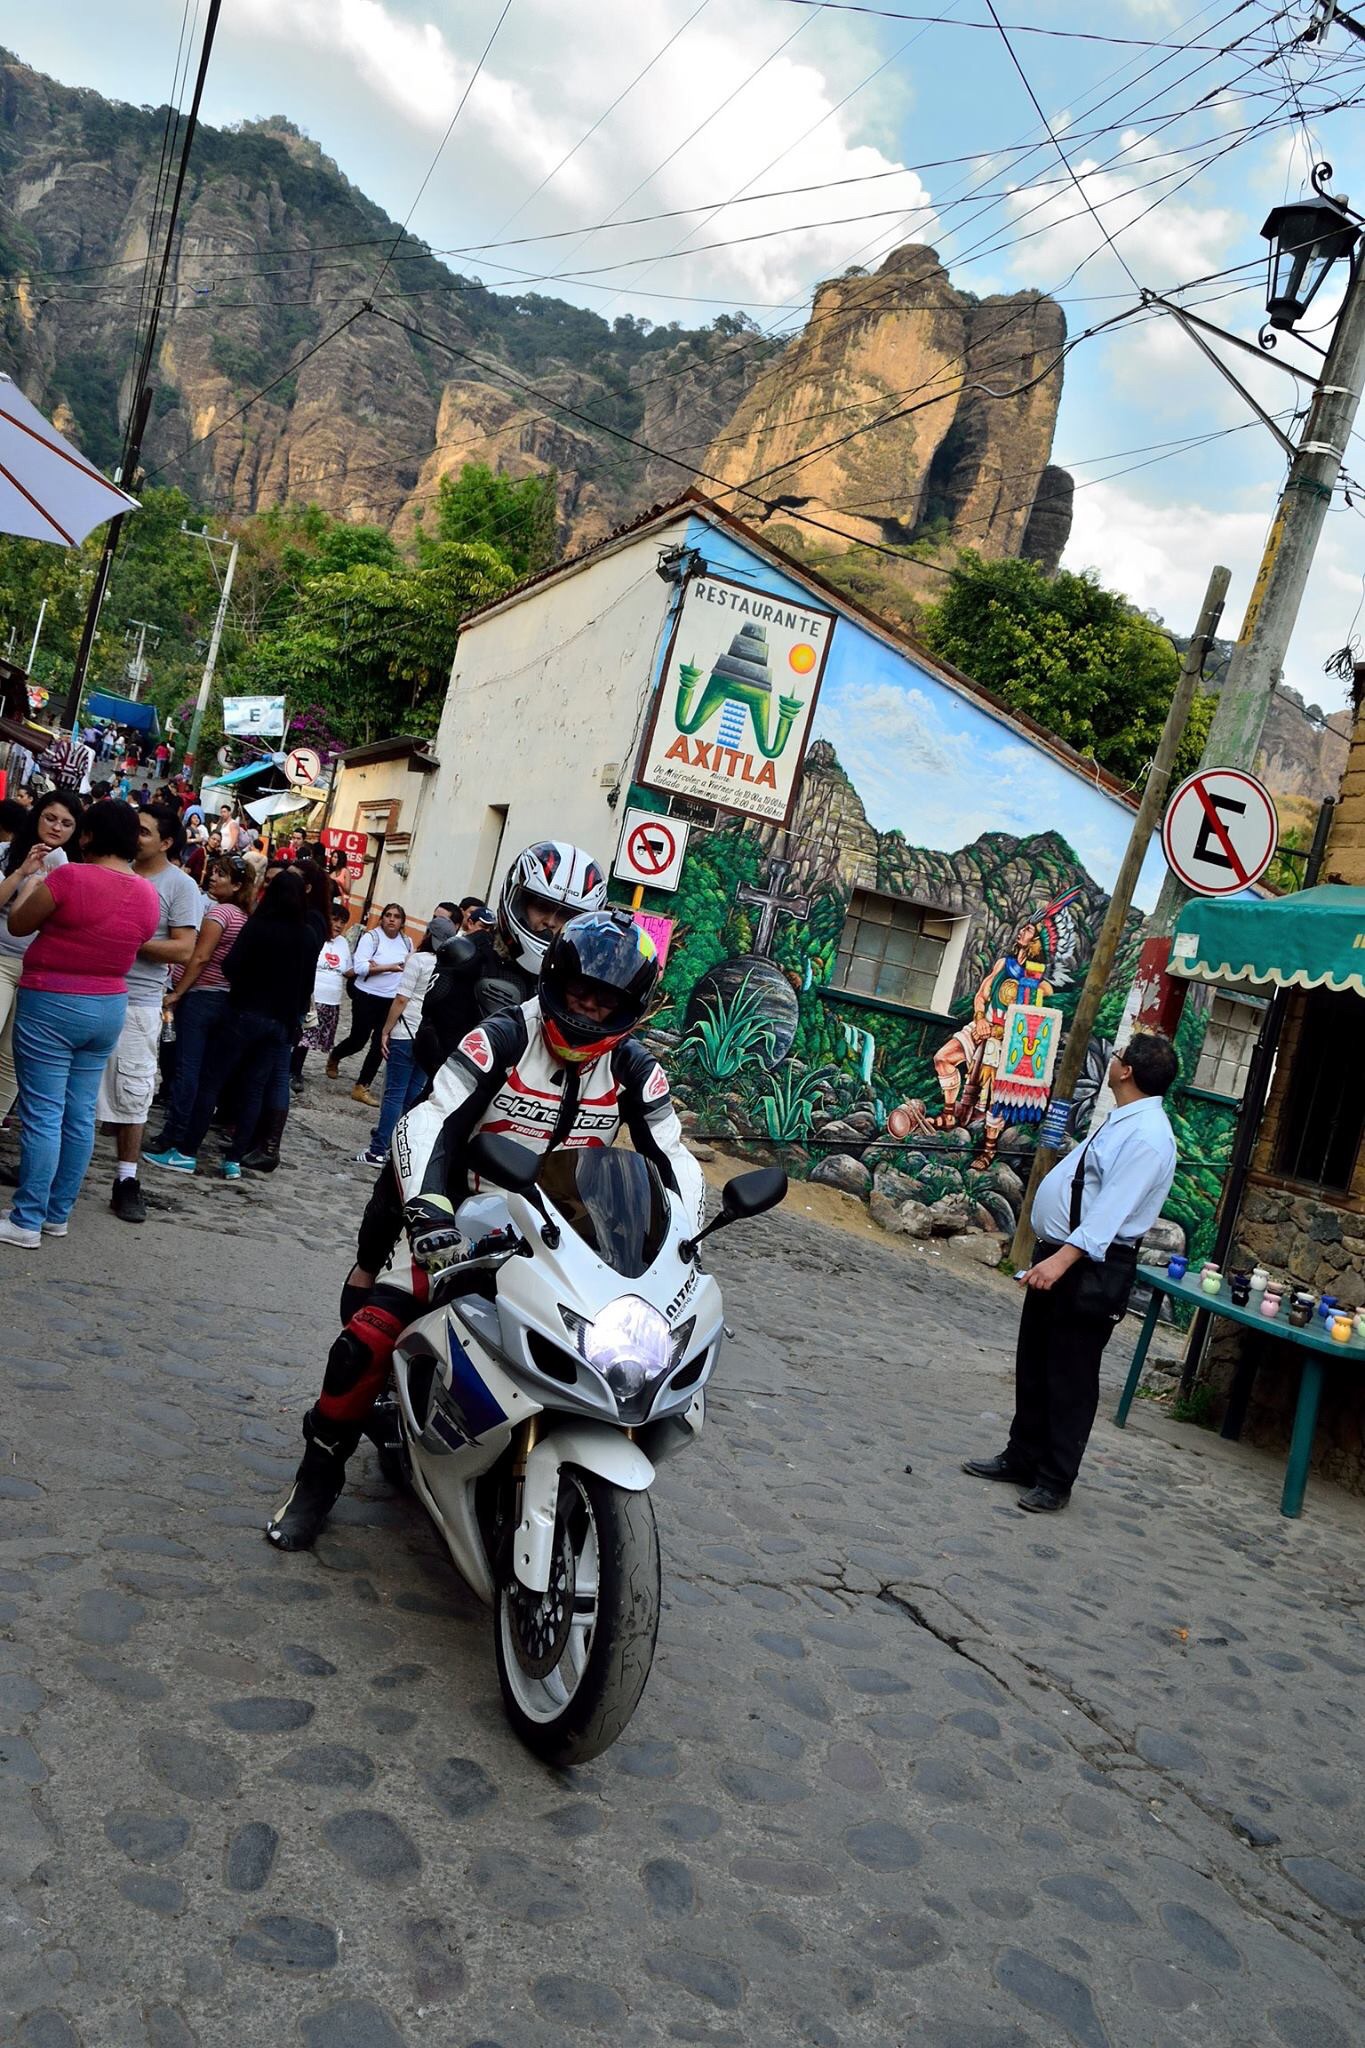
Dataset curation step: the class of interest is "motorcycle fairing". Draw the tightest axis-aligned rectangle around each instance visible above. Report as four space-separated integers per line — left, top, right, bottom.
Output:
430 1312 506 1448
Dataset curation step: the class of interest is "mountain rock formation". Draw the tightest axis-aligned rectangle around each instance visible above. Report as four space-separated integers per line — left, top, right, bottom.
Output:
0 52 1071 581
703 244 1072 601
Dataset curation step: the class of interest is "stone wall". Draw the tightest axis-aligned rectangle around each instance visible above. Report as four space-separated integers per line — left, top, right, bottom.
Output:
1203 1175 1365 1491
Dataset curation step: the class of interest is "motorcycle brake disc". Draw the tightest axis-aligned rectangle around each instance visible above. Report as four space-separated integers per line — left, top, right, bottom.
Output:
508 1517 576 1681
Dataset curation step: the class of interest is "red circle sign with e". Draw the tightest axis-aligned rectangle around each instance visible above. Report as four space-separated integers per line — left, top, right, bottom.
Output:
1161 768 1278 896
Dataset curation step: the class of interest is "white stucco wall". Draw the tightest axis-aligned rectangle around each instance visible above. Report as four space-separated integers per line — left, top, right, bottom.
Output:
329 755 441 923
404 527 673 910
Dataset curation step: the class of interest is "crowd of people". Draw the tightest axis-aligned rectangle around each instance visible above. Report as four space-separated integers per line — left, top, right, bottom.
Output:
0 751 500 1246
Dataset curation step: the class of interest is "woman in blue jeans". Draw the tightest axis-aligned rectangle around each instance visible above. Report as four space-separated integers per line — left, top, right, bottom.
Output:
144 868 317 1182
0 802 159 1249
354 915 453 1167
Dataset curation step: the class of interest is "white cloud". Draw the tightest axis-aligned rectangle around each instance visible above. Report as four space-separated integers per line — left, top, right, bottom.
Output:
1065 479 1364 712
235 0 462 129
228 0 931 314
999 127 1237 300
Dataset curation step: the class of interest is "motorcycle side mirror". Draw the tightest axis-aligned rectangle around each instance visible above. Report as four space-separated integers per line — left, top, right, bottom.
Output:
467 1133 561 1248
680 1167 788 1261
468 1132 541 1193
721 1167 788 1219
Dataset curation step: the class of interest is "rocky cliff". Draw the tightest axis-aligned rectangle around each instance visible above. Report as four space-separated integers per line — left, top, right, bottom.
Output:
0 52 1071 579
702 244 1072 607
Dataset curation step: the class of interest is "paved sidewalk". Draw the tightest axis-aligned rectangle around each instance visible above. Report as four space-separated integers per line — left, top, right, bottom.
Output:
0 1085 1363 2045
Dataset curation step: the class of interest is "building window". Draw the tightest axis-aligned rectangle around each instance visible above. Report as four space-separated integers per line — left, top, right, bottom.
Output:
1192 993 1265 1100
834 890 959 1012
1275 989 1365 1191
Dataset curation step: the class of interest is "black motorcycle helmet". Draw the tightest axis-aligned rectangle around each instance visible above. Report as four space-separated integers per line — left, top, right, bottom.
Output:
539 909 662 1065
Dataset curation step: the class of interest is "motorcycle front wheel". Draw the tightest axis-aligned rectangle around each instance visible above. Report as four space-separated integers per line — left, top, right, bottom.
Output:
494 1468 660 1767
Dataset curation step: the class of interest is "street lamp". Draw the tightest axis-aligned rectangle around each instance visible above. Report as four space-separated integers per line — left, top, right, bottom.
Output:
1260 171 1359 332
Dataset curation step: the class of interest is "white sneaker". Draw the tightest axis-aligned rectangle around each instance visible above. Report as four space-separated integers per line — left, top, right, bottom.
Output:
0 1215 41 1249
40 1220 69 1238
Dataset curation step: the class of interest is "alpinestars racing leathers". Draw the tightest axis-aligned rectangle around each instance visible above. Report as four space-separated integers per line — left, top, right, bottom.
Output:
316 1000 702 1445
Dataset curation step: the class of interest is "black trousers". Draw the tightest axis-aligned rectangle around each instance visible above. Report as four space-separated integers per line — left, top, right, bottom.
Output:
1005 1267 1117 1494
330 988 389 1086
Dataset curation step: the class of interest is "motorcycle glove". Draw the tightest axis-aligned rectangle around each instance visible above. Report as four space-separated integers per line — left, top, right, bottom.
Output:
403 1193 464 1270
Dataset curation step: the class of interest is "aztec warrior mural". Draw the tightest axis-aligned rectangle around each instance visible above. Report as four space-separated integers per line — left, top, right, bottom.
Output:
631 610 1238 1271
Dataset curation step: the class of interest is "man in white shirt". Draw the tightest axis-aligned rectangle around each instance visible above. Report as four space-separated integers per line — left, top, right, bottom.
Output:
964 1033 1180 1513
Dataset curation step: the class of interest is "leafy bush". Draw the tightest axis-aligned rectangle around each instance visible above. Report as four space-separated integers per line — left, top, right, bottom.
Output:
681 978 777 1083
754 1064 824 1142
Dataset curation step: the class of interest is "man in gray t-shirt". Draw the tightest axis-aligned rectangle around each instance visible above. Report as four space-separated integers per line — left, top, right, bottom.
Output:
96 806 202 1224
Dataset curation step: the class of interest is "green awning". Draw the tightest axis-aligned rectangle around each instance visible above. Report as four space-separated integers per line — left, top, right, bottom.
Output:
1170 885 1365 998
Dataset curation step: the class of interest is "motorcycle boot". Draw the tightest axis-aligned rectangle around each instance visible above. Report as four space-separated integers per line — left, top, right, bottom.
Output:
266 1409 360 1550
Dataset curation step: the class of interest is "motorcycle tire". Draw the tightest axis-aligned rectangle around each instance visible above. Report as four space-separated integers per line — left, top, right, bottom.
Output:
494 1469 660 1768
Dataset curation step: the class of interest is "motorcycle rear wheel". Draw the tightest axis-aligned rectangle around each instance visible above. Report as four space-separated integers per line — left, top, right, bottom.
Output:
494 1469 660 1767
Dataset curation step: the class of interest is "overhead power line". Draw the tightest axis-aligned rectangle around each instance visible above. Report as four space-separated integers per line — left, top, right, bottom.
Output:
486 0 713 243
371 0 516 300
767 0 1284 47
982 0 1143 295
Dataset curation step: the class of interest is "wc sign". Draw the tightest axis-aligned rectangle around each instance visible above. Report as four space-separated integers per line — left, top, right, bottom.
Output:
1161 768 1279 897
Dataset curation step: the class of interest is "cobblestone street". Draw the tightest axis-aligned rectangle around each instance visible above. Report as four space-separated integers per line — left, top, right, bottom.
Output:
2 1084 1365 2047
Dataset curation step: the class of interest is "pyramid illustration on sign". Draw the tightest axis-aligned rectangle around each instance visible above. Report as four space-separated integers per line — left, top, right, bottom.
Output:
674 623 805 760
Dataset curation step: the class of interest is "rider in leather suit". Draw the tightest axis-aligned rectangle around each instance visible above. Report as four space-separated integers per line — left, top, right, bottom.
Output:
267 909 703 1551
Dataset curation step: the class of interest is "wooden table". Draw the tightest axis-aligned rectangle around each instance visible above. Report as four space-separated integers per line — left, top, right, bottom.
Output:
1114 1265 1365 1519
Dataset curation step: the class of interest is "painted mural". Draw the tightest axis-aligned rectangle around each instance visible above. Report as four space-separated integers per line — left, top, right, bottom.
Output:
632 683 1235 1264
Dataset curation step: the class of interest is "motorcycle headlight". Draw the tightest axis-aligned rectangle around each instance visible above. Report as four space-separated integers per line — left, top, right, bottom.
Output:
560 1296 674 1404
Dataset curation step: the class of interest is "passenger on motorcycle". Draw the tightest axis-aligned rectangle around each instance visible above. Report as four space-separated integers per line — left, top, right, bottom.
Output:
415 839 607 1080
266 908 704 1551
348 838 609 1313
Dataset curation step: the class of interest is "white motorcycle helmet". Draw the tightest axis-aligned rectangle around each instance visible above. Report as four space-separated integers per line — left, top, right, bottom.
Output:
498 841 608 973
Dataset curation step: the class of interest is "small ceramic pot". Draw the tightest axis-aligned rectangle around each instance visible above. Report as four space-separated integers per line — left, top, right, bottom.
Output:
1250 1267 1269 1294
1166 1254 1189 1282
1231 1284 1251 1308
1201 1271 1223 1295
1289 1301 1313 1327
1261 1293 1281 1320
1332 1315 1353 1344
1355 1313 1365 1342
1319 1295 1340 1324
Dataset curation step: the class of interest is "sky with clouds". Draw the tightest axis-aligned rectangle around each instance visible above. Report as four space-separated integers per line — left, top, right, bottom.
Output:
13 0 1365 710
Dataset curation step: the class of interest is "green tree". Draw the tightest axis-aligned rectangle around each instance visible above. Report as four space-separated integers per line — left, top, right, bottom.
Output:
919 553 1208 786
418 463 557 577
235 540 515 745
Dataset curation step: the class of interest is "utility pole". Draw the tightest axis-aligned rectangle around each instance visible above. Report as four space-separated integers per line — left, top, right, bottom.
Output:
123 618 160 701
1007 566 1231 1270
26 599 46 676
185 534 237 779
58 0 222 735
1131 228 1365 1034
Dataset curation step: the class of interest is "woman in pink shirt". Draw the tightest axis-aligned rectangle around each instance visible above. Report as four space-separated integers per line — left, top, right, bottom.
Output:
0 801 159 1249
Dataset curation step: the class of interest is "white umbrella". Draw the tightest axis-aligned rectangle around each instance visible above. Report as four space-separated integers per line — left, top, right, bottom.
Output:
0 374 139 546
245 791 313 825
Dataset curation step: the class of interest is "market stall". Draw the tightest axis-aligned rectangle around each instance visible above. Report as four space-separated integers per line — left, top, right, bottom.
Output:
1167 882 1365 1494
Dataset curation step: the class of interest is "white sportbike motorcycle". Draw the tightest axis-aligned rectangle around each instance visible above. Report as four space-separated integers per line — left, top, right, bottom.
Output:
374 1133 787 1766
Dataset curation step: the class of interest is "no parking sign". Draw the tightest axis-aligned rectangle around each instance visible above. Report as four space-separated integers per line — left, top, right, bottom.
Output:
1161 768 1279 897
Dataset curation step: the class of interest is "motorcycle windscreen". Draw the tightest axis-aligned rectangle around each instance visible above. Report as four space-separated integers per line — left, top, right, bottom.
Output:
537 1148 671 1279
